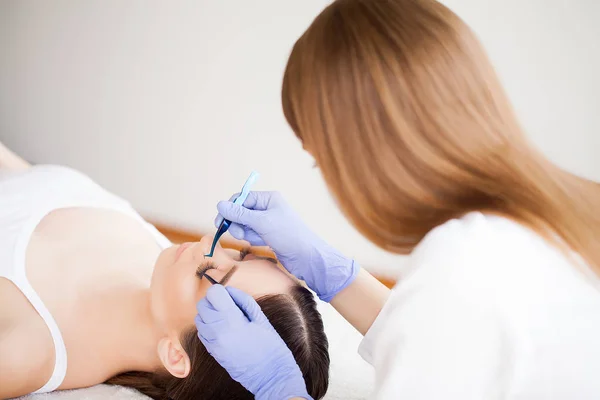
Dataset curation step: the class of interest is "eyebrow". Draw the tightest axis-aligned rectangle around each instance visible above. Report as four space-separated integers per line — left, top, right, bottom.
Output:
240 246 278 265
204 251 278 286
253 255 278 265
214 265 238 286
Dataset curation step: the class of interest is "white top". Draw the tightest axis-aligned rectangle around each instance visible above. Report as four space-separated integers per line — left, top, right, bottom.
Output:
359 212 600 400
0 165 170 393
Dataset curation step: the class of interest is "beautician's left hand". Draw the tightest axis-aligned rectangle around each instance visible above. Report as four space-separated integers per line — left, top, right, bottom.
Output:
195 285 312 400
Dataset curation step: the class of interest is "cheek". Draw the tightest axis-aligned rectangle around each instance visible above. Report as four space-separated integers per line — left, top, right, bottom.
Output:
151 260 207 331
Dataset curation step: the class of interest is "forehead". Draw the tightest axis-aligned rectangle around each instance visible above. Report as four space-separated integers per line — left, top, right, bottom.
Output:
222 250 295 297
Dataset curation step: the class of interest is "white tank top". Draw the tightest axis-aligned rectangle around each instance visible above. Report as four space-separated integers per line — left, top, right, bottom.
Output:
0 165 171 393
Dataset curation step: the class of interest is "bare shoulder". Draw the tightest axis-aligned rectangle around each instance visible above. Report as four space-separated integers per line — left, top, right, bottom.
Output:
0 279 54 399
0 140 31 170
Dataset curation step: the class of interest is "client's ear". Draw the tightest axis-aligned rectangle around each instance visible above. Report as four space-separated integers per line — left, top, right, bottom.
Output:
157 336 191 378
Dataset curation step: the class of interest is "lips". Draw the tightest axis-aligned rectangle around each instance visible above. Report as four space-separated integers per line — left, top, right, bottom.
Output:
175 243 191 261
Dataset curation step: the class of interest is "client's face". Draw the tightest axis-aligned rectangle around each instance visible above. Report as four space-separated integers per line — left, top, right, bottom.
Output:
150 235 296 333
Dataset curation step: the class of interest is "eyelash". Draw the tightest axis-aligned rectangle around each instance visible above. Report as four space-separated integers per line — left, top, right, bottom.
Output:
239 248 251 261
206 248 248 285
197 247 247 276
196 261 238 286
196 261 216 280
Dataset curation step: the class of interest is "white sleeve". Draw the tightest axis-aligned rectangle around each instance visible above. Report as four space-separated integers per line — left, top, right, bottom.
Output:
374 285 512 399
360 218 516 399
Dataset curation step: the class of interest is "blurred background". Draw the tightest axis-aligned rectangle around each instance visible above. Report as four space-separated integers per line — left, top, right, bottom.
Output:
0 0 598 278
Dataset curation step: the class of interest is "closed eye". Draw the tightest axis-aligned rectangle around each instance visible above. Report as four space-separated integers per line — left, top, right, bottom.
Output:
239 247 251 261
238 247 278 265
196 262 238 286
196 262 216 280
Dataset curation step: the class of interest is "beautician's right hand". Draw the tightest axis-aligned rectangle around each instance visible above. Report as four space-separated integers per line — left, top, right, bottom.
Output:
215 191 358 302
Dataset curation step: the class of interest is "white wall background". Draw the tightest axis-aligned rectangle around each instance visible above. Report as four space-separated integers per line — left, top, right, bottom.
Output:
0 0 598 277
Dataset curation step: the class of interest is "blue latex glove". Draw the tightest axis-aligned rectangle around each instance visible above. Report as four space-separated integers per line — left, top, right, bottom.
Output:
215 191 358 302
195 285 312 400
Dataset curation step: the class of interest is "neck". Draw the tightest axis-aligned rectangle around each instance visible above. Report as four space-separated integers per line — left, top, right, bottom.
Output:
102 287 163 374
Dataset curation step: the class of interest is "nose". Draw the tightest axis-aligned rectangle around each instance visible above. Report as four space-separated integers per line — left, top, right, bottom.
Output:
197 235 234 270
199 235 215 249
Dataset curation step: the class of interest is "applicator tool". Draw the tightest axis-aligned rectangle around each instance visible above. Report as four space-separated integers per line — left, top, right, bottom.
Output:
204 171 259 257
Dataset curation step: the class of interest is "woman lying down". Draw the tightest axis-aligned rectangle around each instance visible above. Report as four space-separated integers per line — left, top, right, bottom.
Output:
0 144 329 400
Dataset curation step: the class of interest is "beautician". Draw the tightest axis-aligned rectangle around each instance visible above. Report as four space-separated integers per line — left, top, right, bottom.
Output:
194 0 600 399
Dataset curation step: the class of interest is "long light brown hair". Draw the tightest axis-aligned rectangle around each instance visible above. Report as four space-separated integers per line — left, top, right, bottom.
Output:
282 0 600 273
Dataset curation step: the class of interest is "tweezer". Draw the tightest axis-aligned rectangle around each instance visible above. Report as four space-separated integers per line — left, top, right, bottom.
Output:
203 273 218 285
205 171 260 257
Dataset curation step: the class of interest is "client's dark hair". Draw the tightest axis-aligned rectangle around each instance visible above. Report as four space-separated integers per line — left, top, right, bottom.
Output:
107 285 330 399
